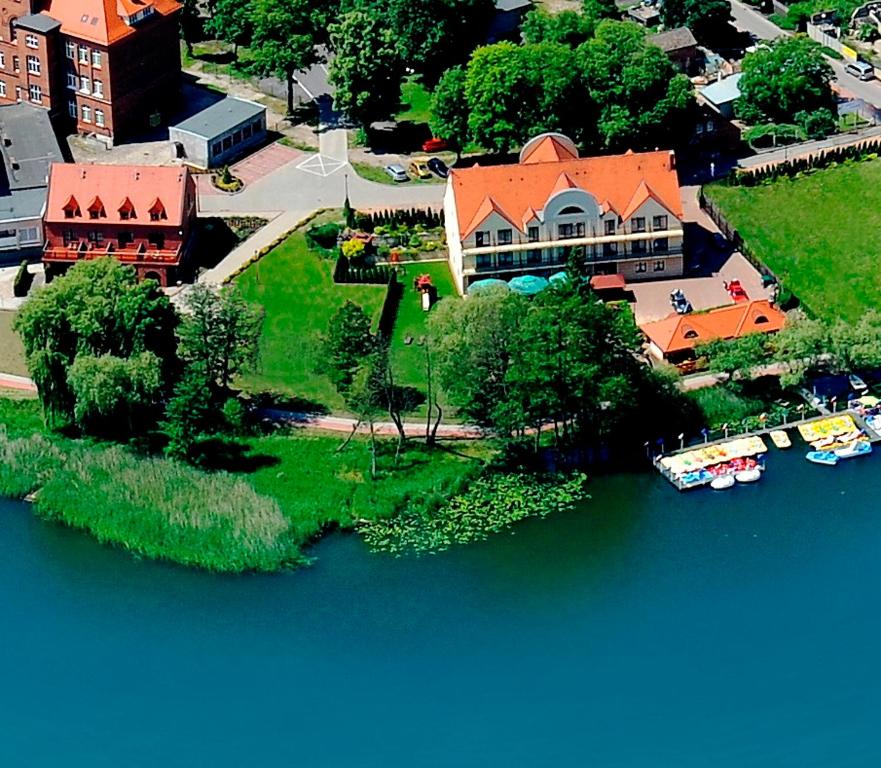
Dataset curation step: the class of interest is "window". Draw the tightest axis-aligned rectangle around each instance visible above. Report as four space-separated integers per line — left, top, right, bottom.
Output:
242 124 252 139
653 260 665 272
558 223 574 239
12 56 18 72
683 328 698 340
148 233 165 249
118 231 133 247
62 229 75 244
559 205 584 215
604 219 616 236
95 109 104 127
497 228 512 245
222 136 233 151
81 104 91 123
526 249 542 265
65 41 76 58
475 231 490 248
87 231 104 244
0 81 6 98
9 21 16 42
211 142 222 156
93 79 103 98
0 52 5 69
653 215 668 231
528 226 539 242
755 314 769 325
25 34 38 49
576 222 585 237
232 129 242 144
28 84 41 103
475 254 492 269
26 56 40 75
630 217 645 233
632 239 646 254
20 227 39 244
653 238 668 253
603 243 617 257
79 75 90 94
68 100 76 118
67 72 77 89
91 49 101 68
498 252 513 267
635 261 647 273
78 46 88 64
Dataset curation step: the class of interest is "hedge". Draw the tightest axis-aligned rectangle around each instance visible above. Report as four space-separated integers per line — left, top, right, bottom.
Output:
377 271 402 340
333 254 391 284
12 260 32 297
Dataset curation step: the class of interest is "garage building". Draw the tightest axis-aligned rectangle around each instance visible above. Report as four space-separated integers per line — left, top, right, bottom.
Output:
169 98 267 170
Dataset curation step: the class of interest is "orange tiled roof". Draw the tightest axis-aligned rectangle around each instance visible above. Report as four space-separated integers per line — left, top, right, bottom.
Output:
450 137 682 239
521 134 579 164
45 163 189 226
42 0 181 46
639 300 786 355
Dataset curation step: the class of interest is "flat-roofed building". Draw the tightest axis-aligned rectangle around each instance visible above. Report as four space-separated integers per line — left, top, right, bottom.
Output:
169 98 267 169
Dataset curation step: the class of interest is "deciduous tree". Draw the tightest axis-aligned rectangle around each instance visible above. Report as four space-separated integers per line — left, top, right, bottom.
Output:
659 0 730 44
206 0 255 56
430 65 470 151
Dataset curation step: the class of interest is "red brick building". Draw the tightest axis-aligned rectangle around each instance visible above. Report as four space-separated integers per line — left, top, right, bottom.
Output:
43 163 196 286
0 0 181 143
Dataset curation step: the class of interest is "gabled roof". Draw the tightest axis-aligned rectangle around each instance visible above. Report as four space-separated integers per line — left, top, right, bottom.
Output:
45 164 190 226
649 27 698 53
41 0 182 46
621 180 675 221
451 135 682 238
639 300 786 355
463 195 518 239
700 73 744 108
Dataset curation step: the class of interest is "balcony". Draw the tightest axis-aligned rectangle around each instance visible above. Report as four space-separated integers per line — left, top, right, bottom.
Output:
43 240 182 266
467 243 683 275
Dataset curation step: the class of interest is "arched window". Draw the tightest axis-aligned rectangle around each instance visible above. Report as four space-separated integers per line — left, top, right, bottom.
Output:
754 315 769 324
683 329 699 340
559 206 584 215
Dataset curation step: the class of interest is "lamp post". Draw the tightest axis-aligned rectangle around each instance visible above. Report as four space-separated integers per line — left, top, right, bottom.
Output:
830 396 837 413
678 432 685 452
723 422 729 439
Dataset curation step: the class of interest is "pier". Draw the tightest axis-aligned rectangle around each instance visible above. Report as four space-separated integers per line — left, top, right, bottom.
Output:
655 409 881 491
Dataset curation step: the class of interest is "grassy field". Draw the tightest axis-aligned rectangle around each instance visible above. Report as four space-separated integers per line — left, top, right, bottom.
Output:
706 160 881 321
397 75 432 125
350 161 445 186
0 396 492 571
236 231 388 410
236 227 460 412
0 311 26 376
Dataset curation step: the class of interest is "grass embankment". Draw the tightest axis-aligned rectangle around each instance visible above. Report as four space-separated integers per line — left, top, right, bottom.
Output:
705 160 881 321
236 230 460 411
0 398 492 572
0 310 27 376
686 378 813 433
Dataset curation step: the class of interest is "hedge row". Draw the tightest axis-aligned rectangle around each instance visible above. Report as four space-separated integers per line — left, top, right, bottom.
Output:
354 207 443 233
377 272 402 340
333 254 392 284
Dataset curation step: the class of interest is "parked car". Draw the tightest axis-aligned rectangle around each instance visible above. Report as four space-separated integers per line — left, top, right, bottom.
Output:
408 158 432 179
670 289 692 314
427 157 449 178
726 279 748 303
384 164 408 182
422 137 448 152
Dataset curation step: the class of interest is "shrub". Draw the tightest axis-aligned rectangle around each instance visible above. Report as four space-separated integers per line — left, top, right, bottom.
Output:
341 238 366 260
12 260 32 297
305 222 342 251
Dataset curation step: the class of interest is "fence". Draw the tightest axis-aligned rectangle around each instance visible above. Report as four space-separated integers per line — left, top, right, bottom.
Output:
698 189 780 286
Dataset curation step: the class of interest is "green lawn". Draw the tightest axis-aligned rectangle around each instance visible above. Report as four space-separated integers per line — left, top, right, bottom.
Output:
350 161 445 186
235 230 460 413
236 231 387 410
706 160 881 321
0 311 27 377
397 75 432 125
389 261 459 387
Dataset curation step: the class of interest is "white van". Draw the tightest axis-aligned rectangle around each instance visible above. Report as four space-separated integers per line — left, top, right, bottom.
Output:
845 59 875 81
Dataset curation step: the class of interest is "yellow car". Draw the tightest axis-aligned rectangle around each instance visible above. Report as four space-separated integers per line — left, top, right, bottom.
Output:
408 158 432 179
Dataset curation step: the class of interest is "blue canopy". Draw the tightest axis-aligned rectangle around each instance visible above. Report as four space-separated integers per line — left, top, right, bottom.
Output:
548 271 569 285
508 275 550 295
467 278 510 296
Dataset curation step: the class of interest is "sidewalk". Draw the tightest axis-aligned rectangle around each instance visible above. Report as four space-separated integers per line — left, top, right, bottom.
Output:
0 372 36 393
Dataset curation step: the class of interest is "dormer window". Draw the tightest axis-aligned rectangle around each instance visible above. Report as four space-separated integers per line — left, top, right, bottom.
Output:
62 195 81 219
755 314 769 325
148 198 166 221
87 196 105 220
118 197 136 220
683 329 699 340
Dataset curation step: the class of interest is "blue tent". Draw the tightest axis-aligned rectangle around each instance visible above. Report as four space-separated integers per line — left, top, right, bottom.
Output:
509 275 550 295
548 271 569 285
467 278 509 296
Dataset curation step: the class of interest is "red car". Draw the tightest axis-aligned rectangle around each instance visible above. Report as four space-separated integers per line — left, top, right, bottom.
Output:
422 137 448 152
726 279 749 303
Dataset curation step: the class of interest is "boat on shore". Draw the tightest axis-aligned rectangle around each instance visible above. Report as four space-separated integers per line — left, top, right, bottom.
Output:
735 468 761 483
710 475 735 490
806 450 839 466
834 441 872 460
769 430 791 449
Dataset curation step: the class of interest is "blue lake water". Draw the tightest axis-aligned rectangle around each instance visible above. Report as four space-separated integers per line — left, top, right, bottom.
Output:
1 447 880 766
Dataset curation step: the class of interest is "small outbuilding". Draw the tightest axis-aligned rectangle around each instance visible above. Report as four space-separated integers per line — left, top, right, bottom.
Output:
699 73 745 120
169 97 267 170
650 27 701 74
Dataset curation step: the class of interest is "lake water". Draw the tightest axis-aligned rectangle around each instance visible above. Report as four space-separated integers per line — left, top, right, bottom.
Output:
2 448 881 767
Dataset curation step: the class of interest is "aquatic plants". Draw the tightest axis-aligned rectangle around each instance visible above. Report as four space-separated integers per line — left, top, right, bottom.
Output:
358 472 588 555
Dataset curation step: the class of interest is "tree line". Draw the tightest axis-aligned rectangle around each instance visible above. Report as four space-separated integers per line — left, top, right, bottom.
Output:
14 259 264 465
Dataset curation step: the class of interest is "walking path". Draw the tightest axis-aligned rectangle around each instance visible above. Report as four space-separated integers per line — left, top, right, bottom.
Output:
0 372 36 393
739 125 881 169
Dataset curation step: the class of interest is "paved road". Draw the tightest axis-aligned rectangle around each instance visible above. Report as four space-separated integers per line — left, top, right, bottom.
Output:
739 125 881 168
730 0 881 108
